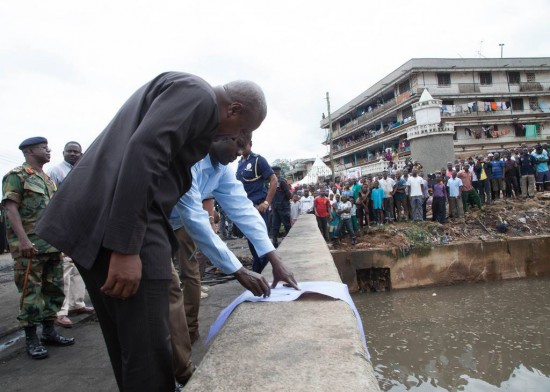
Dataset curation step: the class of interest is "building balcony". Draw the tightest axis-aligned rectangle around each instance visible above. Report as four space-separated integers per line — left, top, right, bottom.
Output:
407 122 455 140
519 82 544 92
335 97 398 136
331 120 415 160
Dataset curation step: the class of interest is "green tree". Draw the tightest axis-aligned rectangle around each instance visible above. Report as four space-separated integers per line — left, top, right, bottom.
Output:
270 159 291 177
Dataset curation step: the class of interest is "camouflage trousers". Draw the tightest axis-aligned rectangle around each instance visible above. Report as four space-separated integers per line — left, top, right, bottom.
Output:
13 253 64 327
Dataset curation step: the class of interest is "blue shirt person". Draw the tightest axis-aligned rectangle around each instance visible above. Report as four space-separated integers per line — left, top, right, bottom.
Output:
236 141 277 272
170 154 297 289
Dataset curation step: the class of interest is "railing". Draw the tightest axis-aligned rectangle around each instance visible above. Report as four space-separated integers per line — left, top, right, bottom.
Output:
332 120 415 156
440 107 546 118
336 97 398 136
520 82 543 92
458 83 480 93
407 123 455 140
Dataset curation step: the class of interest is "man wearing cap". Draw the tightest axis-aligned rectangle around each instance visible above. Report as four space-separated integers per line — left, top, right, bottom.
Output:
2 137 74 360
270 166 291 248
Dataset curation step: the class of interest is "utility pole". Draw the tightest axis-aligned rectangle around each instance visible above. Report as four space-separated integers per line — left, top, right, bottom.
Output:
326 92 335 182
499 43 504 58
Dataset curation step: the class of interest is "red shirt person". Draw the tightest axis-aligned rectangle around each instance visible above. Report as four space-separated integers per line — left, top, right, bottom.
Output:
314 192 331 241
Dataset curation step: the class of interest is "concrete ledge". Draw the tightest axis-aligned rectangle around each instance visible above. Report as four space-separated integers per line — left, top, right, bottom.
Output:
333 235 550 291
186 215 379 391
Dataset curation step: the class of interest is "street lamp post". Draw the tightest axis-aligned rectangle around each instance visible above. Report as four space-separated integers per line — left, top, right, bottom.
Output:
326 92 335 182
499 43 505 58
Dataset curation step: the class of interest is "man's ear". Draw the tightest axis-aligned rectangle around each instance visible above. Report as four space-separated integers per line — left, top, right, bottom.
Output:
228 102 244 117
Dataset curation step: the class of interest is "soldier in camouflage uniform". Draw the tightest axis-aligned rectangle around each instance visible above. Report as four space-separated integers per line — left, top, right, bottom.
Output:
2 137 74 359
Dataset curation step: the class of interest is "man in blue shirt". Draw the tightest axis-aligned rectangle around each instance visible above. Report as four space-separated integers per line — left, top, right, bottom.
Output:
169 141 298 385
531 144 550 191
490 152 505 200
518 147 537 198
236 140 277 273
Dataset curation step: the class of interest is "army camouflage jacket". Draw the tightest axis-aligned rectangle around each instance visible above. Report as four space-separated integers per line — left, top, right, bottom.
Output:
2 162 58 257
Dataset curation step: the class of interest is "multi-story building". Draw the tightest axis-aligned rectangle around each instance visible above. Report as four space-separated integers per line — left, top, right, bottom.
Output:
320 58 550 179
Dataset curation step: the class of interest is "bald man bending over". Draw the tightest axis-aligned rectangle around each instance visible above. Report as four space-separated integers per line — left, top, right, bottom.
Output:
36 73 296 391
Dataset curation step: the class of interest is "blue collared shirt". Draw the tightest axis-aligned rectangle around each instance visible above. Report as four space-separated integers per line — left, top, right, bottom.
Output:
169 155 275 274
47 160 73 187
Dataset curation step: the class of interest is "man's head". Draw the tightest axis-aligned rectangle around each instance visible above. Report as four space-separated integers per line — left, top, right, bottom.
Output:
535 144 543 153
452 169 457 178
412 169 418 177
292 194 299 202
463 163 470 171
212 80 267 164
304 189 310 197
382 170 388 179
335 194 340 201
447 162 453 170
341 195 348 202
272 166 282 177
19 136 51 166
494 152 500 160
63 141 82 165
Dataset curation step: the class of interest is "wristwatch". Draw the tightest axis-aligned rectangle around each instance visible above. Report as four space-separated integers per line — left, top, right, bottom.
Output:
263 200 269 206
208 216 215 223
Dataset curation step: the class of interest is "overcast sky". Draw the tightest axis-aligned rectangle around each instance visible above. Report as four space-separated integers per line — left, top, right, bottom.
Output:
1 0 549 175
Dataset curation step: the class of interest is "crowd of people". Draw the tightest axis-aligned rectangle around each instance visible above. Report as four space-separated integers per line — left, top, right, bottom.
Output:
287 143 549 244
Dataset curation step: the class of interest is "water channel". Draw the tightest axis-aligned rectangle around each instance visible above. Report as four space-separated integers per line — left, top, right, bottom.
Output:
354 277 550 391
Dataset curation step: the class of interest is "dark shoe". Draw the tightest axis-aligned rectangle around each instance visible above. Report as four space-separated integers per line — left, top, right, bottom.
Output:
41 330 75 346
175 360 195 387
24 326 48 359
41 321 75 346
351 238 357 245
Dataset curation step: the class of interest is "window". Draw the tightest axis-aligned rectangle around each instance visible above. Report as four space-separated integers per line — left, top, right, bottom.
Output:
398 79 410 95
402 106 413 119
437 73 451 86
479 72 492 85
526 73 536 82
529 97 539 111
508 71 520 84
511 98 524 111
442 99 454 105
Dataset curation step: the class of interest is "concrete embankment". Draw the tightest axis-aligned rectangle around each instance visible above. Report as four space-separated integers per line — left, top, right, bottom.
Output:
333 235 550 292
186 215 380 392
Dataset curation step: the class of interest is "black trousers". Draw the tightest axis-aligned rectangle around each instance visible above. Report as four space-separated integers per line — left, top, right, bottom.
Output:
271 205 291 244
77 250 173 392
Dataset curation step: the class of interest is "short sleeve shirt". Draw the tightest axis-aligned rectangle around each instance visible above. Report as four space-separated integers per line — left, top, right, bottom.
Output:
236 152 274 205
531 151 549 173
446 177 463 197
2 163 58 257
314 197 331 218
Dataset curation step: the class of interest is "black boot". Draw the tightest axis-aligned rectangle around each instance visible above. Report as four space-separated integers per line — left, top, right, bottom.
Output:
24 326 48 359
41 320 75 346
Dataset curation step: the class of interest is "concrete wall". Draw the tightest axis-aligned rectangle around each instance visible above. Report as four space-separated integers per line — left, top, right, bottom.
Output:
186 215 380 391
333 236 550 292
410 133 455 174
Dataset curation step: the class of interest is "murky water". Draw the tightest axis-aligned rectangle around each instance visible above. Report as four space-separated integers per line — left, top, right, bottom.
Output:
354 278 550 391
